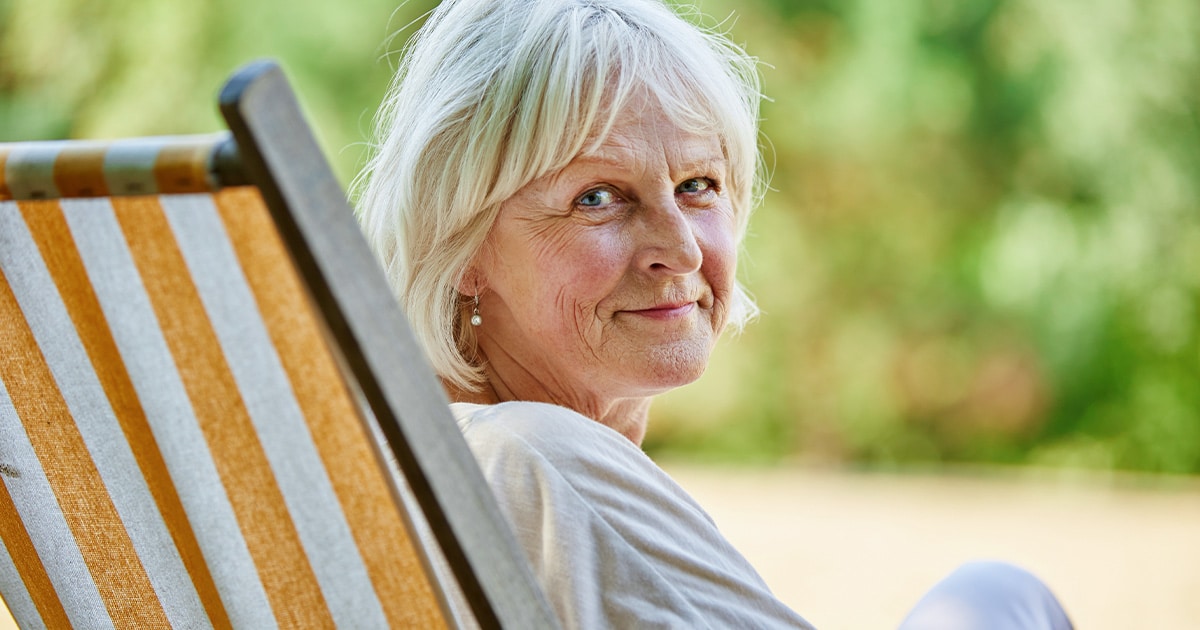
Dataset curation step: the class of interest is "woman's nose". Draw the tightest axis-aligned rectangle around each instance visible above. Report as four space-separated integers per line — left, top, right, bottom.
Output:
634 196 703 275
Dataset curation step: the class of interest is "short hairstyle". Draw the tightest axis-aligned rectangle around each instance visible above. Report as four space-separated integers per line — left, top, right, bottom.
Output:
355 0 764 391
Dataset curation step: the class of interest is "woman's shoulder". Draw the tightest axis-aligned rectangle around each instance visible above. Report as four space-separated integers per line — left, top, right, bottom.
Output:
447 400 719 565
445 401 814 630
451 399 609 434
447 400 701 523
449 400 639 465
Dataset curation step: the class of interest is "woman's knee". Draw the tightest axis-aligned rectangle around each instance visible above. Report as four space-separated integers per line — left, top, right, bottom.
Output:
898 561 1072 630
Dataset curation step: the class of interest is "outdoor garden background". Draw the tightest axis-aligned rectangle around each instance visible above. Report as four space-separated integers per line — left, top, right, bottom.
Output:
3 0 1198 627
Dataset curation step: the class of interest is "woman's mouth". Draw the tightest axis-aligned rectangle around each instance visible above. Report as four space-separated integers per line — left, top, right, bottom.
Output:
625 302 696 320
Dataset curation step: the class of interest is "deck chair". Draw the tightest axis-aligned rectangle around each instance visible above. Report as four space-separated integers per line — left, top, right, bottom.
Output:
0 60 558 629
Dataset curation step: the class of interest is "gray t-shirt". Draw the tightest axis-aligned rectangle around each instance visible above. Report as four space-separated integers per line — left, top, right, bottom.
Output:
452 401 815 629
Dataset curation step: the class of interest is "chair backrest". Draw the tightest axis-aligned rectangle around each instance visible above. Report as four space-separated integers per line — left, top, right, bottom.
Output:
0 61 558 630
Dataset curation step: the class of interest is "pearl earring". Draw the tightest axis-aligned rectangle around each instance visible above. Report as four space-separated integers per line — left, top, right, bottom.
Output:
470 294 482 327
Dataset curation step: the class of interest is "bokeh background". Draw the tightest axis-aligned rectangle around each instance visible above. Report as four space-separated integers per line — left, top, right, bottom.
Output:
6 0 1199 474
651 0 1200 477
4 0 1199 469
3 0 1199 627
13 0 1191 473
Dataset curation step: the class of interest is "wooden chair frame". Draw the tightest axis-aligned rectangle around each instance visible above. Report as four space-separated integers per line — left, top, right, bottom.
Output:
220 60 558 630
0 59 559 630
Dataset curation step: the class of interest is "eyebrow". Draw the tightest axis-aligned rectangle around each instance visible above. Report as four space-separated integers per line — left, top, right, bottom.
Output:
562 151 728 178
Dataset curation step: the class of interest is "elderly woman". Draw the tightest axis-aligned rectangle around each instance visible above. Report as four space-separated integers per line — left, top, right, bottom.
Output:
357 0 1073 628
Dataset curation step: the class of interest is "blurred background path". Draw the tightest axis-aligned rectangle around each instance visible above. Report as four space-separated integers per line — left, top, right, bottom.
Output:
666 464 1200 630
3 465 1197 629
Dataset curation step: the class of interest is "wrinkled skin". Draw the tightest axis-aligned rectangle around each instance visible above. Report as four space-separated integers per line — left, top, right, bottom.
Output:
459 95 737 444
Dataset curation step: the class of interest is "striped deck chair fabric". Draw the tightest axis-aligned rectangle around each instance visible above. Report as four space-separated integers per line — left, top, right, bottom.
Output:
0 61 557 629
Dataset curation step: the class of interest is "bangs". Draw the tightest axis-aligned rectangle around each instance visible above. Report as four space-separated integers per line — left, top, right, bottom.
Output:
492 1 753 209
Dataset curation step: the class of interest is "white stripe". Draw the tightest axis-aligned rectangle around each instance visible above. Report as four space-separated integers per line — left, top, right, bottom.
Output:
4 145 61 200
0 206 112 629
162 194 391 629
1 199 211 628
0 382 49 630
102 138 165 197
0 408 108 630
62 198 278 630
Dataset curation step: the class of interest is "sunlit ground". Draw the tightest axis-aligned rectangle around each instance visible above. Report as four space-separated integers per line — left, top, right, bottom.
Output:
666 463 1200 629
4 466 1195 629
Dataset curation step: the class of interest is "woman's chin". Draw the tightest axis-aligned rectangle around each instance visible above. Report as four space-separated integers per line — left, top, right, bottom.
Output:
627 340 713 393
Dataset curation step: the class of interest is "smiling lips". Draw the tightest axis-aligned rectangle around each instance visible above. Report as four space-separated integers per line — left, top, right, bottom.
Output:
625 302 697 320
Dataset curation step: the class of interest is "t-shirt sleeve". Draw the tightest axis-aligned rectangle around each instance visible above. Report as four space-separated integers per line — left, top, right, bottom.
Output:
454 401 815 630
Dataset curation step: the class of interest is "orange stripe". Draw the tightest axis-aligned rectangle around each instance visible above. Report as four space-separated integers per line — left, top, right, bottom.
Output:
0 249 172 628
0 481 72 630
153 141 215 194
0 380 72 629
111 195 335 629
19 201 233 630
214 187 449 628
52 146 110 198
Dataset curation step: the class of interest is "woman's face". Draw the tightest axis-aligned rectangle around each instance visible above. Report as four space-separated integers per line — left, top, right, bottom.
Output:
471 95 737 409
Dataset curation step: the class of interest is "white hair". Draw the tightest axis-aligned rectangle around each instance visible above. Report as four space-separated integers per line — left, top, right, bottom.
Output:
355 0 764 391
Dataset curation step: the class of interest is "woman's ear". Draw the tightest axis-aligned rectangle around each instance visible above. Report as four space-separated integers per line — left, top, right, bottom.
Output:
455 255 488 296
456 239 494 295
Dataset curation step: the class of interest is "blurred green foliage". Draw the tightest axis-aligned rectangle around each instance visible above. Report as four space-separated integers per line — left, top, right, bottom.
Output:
654 0 1200 474
0 0 438 180
3 0 1198 473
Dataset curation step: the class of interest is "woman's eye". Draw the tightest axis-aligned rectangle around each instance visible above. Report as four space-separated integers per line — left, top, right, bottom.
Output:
677 178 714 194
577 188 616 208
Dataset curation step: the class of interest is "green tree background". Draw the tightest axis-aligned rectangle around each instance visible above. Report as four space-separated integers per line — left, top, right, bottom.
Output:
4 0 1198 473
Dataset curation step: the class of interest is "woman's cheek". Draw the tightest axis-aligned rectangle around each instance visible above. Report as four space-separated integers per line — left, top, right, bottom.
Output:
551 239 626 315
698 215 738 289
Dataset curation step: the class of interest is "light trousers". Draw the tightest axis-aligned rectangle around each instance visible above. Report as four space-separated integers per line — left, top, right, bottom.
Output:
899 561 1073 630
